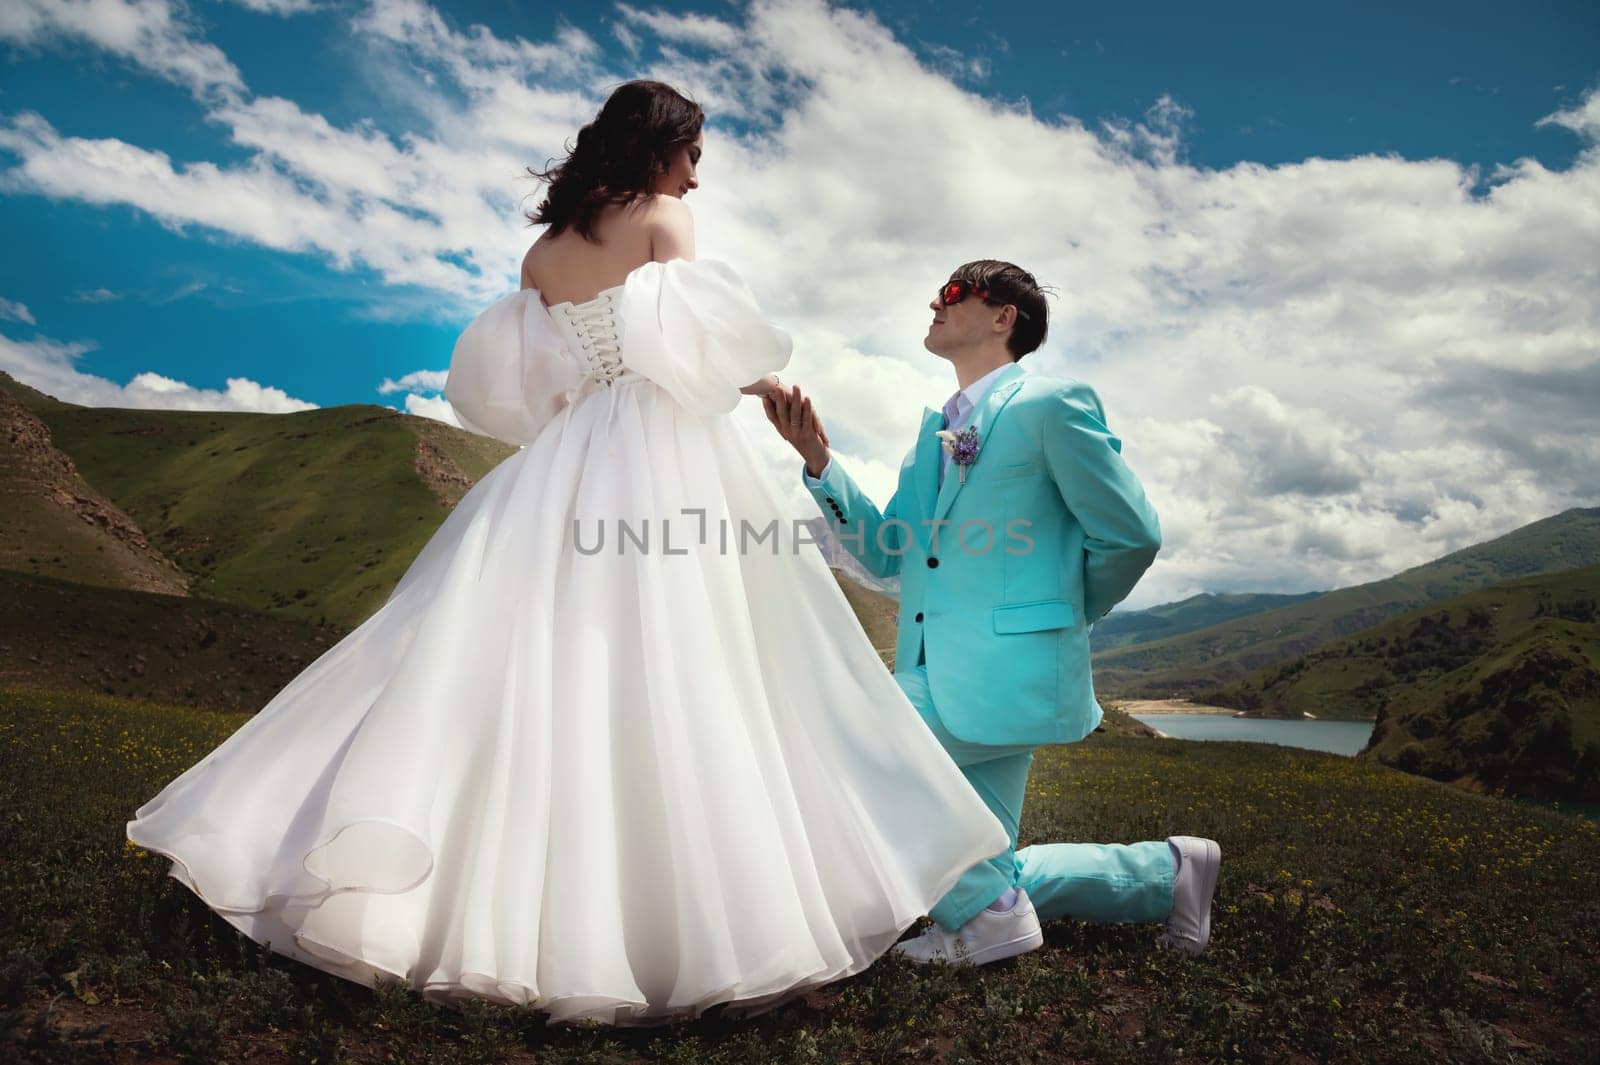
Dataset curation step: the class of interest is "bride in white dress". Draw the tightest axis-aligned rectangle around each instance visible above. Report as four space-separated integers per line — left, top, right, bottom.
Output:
125 79 1008 1025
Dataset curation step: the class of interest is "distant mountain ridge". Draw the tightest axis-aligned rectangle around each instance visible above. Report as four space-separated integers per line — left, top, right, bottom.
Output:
1092 507 1600 698
1206 564 1600 721
1091 591 1324 652
0 373 899 709
0 370 518 629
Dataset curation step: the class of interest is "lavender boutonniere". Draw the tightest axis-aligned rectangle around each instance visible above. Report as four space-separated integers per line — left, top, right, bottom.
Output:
935 425 981 484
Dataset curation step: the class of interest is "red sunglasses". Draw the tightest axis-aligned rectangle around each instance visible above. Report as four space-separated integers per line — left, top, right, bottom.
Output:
938 279 1031 320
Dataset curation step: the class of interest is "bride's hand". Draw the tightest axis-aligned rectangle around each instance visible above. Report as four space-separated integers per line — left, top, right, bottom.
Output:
740 373 784 398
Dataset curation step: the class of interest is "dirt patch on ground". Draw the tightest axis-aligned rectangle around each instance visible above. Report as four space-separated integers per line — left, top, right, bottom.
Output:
410 434 477 509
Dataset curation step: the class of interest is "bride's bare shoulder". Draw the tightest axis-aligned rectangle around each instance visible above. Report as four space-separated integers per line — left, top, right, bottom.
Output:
520 234 555 289
614 194 692 234
626 195 695 260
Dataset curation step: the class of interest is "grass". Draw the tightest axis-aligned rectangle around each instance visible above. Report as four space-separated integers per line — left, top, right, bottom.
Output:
3 683 1598 1063
0 569 345 712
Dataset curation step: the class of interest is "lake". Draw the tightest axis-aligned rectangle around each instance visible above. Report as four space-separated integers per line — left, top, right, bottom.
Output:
1129 713 1377 756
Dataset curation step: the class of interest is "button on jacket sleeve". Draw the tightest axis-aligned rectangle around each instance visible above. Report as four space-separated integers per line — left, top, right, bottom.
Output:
801 459 909 580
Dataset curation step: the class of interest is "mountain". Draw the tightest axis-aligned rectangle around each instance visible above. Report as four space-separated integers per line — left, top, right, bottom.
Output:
1236 564 1600 801
1090 591 1324 653
1206 563 1600 718
0 374 900 709
1091 508 1600 698
1 383 188 596
0 370 518 629
1361 619 1599 801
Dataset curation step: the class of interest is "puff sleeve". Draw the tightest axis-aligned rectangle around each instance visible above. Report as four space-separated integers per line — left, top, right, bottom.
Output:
443 290 583 447
618 259 792 416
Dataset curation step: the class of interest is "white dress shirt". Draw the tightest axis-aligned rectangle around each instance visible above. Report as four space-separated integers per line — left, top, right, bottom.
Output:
803 362 1013 487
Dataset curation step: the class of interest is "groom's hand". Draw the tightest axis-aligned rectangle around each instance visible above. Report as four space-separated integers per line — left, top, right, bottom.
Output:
763 384 831 478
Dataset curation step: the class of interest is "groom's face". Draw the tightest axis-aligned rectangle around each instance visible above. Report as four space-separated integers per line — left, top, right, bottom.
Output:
924 275 993 359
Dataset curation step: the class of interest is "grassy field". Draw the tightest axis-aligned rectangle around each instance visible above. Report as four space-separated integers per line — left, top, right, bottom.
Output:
4 685 1597 1063
0 569 346 712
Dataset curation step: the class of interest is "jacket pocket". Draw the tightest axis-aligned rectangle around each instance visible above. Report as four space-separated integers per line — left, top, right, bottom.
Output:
992 599 1074 633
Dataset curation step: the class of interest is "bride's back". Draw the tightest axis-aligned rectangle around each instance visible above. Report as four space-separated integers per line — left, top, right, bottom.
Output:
522 197 686 306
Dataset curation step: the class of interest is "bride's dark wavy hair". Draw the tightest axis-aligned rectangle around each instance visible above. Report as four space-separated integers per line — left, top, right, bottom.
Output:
525 80 705 241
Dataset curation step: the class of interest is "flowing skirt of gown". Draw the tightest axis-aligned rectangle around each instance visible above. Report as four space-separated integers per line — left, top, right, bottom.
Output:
125 368 1009 1024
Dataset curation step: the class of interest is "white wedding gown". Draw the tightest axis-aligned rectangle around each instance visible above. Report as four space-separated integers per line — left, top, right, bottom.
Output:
126 257 1009 1025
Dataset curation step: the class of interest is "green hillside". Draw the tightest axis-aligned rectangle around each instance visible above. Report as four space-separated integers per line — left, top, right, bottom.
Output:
1206 565 1600 721
1091 590 1324 652
1201 566 1600 801
0 372 517 629
0 368 74 412
1362 618 1599 801
0 383 189 597
0 568 345 713
1092 507 1600 698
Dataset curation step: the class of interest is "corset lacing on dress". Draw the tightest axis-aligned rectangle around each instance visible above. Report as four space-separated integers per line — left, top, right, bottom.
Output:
549 291 636 388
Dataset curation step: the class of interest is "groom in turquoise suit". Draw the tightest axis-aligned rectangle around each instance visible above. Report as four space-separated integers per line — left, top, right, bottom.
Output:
765 260 1220 966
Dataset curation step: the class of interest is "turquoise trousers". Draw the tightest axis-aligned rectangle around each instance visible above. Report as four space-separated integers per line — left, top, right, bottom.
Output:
896 666 1177 932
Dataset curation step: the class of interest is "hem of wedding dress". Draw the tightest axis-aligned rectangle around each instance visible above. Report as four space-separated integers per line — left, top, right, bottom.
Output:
190 878 918 1028
126 815 434 914
127 818 1007 1027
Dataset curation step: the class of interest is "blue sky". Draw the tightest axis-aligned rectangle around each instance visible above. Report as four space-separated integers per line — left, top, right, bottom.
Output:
2 0 1597 604
3 1 1594 408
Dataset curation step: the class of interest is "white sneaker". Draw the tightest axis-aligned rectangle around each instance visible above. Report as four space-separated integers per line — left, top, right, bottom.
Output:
892 889 1044 967
1159 836 1221 956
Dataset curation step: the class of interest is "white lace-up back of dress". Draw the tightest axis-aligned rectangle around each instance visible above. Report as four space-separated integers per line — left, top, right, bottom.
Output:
546 288 634 387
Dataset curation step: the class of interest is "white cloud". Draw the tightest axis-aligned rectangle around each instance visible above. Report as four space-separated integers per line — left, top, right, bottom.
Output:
0 0 243 99
922 42 990 84
616 2 740 50
377 366 457 423
226 0 319 14
0 329 318 413
1536 92 1600 144
611 20 640 58
398 391 459 424
3 0 1597 609
0 298 35 324
72 287 121 303
378 368 448 395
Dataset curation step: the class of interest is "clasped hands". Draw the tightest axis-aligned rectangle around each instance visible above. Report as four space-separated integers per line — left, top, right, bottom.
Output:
748 375 831 480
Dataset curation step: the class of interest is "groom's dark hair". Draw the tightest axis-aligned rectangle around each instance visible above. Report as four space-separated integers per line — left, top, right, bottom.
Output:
951 260 1051 359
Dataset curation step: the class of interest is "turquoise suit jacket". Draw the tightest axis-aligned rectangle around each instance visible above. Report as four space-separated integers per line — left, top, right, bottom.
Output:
803 361 1161 747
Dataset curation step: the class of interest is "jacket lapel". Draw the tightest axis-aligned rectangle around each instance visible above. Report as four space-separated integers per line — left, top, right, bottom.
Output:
913 406 944 521
931 363 1028 525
